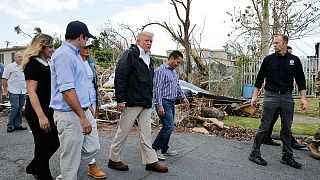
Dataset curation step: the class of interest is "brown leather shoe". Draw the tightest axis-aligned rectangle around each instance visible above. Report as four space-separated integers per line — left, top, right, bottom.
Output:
146 162 168 173
108 159 129 171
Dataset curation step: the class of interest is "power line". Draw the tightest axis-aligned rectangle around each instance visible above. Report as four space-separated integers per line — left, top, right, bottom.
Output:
290 41 309 56
298 39 315 49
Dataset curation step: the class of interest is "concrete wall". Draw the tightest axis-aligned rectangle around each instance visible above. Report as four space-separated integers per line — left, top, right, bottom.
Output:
0 46 27 65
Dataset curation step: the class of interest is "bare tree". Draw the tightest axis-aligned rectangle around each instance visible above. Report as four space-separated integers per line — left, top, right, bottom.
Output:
142 0 207 80
98 21 139 52
227 0 320 58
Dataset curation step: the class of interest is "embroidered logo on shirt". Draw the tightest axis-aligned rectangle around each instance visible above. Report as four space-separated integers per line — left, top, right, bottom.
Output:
289 60 294 66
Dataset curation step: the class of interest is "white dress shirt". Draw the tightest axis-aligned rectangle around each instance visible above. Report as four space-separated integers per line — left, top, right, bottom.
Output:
2 62 26 94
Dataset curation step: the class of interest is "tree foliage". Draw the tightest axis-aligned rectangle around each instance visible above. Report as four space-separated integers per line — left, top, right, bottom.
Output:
91 21 140 67
227 0 320 58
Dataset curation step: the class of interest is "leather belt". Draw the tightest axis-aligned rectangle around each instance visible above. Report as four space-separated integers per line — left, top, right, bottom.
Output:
268 90 292 95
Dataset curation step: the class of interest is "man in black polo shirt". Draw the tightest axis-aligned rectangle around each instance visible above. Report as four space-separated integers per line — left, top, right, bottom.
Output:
262 45 307 150
249 34 308 169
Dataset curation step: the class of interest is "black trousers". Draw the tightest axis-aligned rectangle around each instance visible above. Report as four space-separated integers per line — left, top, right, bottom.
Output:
251 91 294 158
265 109 297 145
25 107 60 180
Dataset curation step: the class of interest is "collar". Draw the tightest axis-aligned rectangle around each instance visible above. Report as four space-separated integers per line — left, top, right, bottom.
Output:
275 51 288 58
62 41 80 55
137 45 151 56
13 61 22 67
35 57 49 66
164 63 174 70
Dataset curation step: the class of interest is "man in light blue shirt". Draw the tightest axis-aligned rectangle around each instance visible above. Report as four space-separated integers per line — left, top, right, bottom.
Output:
50 20 102 180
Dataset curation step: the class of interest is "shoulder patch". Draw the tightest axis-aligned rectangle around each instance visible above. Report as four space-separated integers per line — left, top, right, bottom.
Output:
289 60 295 66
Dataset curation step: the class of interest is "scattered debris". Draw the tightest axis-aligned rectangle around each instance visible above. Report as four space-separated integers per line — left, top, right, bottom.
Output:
95 65 264 141
192 127 210 134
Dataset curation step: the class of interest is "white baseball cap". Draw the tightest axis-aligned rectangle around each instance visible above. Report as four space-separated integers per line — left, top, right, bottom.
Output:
85 40 93 47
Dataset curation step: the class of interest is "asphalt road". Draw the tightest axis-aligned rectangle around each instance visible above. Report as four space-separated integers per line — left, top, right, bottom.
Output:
0 117 319 180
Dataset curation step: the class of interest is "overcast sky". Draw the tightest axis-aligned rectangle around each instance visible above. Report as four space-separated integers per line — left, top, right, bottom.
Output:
0 0 319 57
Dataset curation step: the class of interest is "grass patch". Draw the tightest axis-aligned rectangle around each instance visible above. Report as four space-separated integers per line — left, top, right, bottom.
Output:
294 98 320 117
224 116 320 136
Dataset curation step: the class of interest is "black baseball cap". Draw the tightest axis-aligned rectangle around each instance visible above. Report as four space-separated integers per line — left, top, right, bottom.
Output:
66 20 96 39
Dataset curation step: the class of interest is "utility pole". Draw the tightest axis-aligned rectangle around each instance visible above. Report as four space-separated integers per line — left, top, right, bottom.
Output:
208 55 212 92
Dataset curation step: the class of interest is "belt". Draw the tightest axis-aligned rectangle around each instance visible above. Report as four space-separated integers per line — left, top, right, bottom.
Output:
163 98 176 102
82 107 89 111
267 90 292 95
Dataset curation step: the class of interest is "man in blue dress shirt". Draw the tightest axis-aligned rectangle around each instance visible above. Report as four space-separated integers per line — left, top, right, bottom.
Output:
152 50 189 160
50 21 102 180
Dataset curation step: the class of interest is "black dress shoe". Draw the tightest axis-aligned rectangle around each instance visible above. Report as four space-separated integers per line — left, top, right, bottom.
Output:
262 140 281 146
281 156 302 169
291 143 307 150
14 126 27 130
7 127 14 133
249 155 267 166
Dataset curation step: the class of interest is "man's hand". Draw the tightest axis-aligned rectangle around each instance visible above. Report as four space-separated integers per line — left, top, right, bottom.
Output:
38 115 51 133
251 96 258 108
80 117 92 135
300 97 308 110
2 91 8 98
117 103 126 111
157 106 165 117
183 98 190 110
94 107 100 118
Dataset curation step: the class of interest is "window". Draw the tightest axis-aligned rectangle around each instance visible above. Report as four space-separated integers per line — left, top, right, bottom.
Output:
0 54 3 63
11 53 15 62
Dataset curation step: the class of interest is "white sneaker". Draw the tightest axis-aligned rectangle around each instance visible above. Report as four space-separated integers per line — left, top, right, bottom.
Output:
163 149 177 156
155 149 166 160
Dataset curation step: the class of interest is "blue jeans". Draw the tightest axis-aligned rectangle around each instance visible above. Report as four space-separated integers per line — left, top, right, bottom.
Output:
7 93 26 128
152 99 175 153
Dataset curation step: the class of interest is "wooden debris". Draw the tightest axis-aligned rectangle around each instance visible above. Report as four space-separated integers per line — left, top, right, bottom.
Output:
192 127 210 134
196 106 225 120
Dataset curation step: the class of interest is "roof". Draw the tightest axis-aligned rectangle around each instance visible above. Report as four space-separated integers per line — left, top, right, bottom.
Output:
0 46 28 52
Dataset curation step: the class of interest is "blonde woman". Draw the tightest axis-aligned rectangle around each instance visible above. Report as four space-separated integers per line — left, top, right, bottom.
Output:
23 33 59 180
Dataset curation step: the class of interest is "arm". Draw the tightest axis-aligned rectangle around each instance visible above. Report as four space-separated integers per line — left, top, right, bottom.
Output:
299 90 308 110
115 50 132 111
26 80 51 133
177 81 189 109
62 89 92 135
251 87 261 108
154 69 165 117
293 58 307 110
254 58 268 89
2 79 8 97
251 58 268 108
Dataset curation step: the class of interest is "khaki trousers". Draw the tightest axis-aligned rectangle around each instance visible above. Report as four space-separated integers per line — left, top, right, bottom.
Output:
54 109 100 180
109 106 158 164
